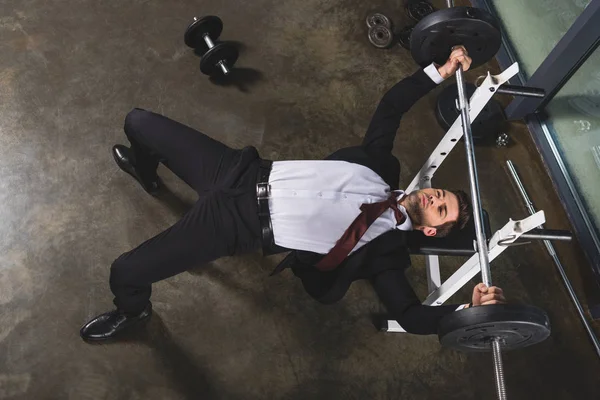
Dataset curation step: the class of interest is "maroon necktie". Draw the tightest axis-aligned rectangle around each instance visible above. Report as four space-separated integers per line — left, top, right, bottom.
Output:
315 193 406 271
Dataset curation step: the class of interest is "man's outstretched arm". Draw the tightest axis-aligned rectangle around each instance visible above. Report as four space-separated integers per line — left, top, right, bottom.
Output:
371 268 506 335
362 67 440 154
362 47 472 155
370 268 461 335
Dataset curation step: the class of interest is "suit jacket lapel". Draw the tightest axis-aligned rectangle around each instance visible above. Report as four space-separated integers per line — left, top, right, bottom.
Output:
274 229 409 298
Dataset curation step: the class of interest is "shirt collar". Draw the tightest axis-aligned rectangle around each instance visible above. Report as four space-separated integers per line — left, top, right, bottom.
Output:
393 190 413 231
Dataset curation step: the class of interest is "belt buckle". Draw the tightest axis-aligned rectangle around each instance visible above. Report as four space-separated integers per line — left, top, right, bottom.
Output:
256 182 270 199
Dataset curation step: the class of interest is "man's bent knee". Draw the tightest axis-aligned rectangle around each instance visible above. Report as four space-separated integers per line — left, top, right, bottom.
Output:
124 108 150 136
109 256 135 288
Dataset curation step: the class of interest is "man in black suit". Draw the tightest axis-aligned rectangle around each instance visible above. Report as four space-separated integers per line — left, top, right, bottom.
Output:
81 46 506 341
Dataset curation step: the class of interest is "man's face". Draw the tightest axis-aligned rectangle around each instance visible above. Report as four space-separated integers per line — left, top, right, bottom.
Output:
402 188 460 236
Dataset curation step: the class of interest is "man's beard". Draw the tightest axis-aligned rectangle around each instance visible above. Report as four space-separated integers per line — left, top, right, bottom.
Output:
403 191 425 226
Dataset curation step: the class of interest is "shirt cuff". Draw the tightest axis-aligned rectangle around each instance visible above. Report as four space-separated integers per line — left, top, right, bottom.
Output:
455 304 469 311
423 63 444 84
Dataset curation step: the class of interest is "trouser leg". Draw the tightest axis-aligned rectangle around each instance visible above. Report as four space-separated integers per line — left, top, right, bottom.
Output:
123 108 245 194
109 183 261 314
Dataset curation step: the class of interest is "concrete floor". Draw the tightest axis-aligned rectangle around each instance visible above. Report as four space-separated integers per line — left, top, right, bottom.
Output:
1 0 599 399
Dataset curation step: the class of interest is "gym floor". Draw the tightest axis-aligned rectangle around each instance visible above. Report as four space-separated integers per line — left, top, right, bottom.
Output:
1 0 599 399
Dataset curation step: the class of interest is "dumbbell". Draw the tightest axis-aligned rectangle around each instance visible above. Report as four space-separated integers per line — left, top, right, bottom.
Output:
184 15 239 76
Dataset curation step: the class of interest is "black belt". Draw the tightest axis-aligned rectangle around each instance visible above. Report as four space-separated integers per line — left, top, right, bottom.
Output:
256 159 277 255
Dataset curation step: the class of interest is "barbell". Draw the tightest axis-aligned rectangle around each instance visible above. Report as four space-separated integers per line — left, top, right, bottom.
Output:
406 5 551 400
410 4 551 352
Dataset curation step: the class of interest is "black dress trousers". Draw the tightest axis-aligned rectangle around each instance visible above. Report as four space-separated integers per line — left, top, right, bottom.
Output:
110 109 263 314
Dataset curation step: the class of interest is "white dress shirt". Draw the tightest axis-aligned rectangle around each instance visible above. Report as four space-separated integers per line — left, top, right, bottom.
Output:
268 160 410 254
268 64 444 255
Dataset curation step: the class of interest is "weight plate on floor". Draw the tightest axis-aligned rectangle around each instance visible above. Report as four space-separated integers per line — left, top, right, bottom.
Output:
368 25 394 49
407 1 435 22
200 41 239 75
184 15 223 49
436 83 505 142
366 13 393 29
410 7 501 69
398 25 414 50
438 304 551 352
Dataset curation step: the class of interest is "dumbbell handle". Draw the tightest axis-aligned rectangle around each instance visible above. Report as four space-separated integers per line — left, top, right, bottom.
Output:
203 34 215 49
202 34 230 76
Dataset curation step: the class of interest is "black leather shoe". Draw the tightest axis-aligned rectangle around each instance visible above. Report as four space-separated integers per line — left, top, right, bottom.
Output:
80 303 152 342
112 145 161 195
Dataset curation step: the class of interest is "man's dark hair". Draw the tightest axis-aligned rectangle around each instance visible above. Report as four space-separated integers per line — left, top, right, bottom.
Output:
434 189 471 238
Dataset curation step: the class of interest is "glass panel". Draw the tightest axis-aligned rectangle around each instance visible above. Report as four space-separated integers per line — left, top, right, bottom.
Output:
542 44 600 238
488 0 592 78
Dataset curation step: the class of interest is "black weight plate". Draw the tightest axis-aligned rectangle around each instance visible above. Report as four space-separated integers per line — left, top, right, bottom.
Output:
366 13 393 29
398 25 414 50
410 7 501 69
436 83 505 141
407 1 435 22
438 304 551 352
368 25 394 49
200 41 239 75
185 15 223 49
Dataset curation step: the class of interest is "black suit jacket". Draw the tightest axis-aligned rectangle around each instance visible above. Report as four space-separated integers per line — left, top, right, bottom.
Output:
272 69 461 335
